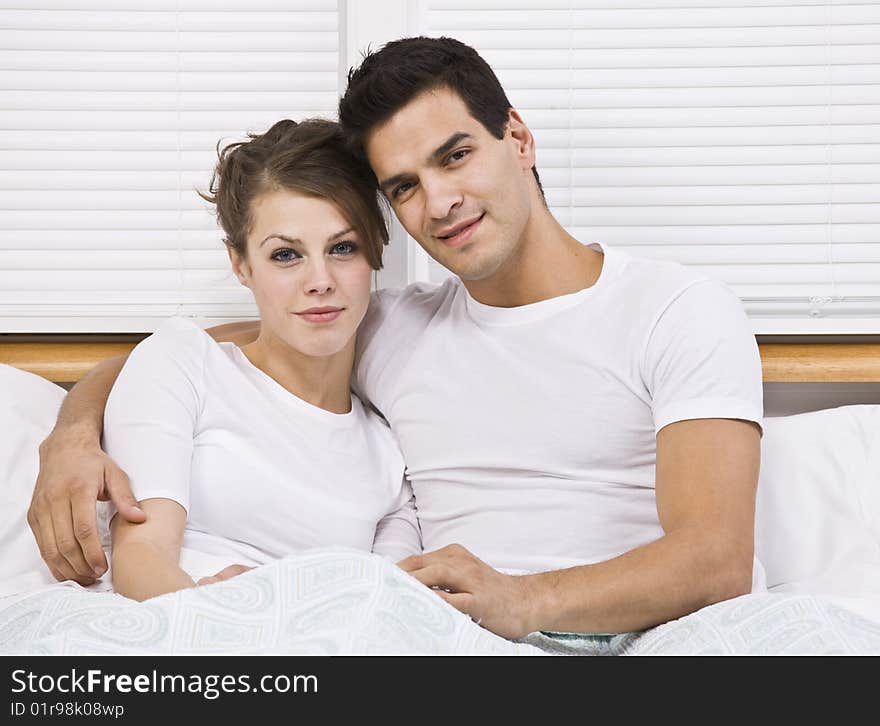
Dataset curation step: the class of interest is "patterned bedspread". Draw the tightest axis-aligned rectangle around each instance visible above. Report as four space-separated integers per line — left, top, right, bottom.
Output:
2 548 879 656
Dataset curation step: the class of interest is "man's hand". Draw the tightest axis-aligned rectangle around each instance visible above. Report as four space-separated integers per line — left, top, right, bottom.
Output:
27 430 145 585
397 544 537 640
196 564 255 587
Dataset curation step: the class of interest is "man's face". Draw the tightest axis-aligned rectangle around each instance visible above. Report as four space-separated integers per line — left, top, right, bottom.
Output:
365 87 536 283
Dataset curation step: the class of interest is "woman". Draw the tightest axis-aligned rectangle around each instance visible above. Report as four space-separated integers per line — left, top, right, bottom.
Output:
107 119 420 601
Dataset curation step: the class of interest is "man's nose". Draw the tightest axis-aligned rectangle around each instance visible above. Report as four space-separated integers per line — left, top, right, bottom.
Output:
423 174 463 222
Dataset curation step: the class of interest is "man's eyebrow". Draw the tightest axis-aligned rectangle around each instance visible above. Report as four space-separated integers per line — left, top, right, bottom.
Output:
378 172 411 195
429 132 472 165
377 132 473 193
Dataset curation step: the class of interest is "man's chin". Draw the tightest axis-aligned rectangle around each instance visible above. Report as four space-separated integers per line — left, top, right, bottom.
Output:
445 251 505 283
424 242 469 274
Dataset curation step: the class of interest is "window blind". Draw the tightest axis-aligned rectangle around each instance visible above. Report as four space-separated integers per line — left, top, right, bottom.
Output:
0 0 339 332
421 0 880 333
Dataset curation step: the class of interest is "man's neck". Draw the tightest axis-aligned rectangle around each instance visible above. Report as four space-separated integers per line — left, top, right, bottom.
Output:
463 210 604 308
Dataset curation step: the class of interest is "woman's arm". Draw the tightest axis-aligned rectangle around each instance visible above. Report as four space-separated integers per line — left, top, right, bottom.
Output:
28 320 260 584
373 478 422 563
111 497 194 601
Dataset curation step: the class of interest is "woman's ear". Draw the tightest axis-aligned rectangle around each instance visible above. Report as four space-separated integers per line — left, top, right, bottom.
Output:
506 109 537 172
226 245 251 288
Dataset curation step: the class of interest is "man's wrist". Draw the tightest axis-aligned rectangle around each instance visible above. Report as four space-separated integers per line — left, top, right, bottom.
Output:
517 572 557 635
40 422 102 456
517 575 547 633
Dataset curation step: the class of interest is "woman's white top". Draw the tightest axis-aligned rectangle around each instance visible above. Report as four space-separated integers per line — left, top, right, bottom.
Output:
103 316 420 570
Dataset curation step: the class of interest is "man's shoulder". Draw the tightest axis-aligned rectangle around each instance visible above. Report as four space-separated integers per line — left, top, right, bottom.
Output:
612 247 708 296
363 277 460 335
371 277 458 312
601 245 716 322
355 278 461 389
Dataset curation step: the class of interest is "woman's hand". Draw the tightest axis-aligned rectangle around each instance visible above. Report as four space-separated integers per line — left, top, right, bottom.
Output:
196 564 255 587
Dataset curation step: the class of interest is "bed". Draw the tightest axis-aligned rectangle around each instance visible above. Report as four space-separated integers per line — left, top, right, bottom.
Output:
1 340 879 655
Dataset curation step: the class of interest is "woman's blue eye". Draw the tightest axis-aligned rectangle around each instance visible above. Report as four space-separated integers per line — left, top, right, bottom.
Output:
271 248 299 263
332 241 357 255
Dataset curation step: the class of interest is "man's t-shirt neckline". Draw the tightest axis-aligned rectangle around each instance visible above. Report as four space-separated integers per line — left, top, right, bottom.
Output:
463 241 617 327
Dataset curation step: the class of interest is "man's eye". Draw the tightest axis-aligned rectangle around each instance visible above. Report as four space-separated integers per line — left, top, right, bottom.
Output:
331 241 357 256
271 248 299 263
448 149 469 163
393 182 413 199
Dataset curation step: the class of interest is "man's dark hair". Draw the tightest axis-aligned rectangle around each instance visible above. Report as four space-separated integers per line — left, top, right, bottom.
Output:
338 36 544 199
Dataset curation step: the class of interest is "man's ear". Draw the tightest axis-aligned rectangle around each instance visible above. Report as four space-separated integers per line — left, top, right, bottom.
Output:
226 245 251 288
506 109 537 172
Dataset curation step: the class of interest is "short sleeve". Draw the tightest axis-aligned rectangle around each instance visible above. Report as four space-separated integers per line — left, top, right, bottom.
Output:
642 279 763 435
371 477 422 561
103 317 206 513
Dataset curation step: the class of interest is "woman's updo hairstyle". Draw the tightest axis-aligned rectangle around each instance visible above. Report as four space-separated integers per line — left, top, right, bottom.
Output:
199 118 388 270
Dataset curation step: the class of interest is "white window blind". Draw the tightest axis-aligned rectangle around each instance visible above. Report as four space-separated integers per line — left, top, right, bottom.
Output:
421 0 880 333
0 0 339 332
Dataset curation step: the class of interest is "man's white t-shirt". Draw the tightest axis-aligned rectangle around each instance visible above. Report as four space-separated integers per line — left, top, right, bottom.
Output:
103 317 421 571
356 241 765 587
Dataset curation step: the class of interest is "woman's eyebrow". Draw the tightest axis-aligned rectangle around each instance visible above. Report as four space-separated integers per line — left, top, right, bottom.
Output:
327 227 355 241
260 229 354 247
260 233 301 248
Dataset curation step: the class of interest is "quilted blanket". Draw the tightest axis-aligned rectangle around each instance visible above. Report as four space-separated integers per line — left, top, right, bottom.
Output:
2 548 879 656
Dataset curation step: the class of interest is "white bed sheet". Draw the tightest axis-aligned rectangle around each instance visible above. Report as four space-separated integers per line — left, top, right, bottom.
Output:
3 548 880 656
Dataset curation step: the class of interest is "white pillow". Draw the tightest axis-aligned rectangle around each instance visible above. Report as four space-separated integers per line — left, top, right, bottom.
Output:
0 364 68 597
756 404 880 598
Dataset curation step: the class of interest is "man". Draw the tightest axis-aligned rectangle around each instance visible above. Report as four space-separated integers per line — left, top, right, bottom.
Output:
28 37 763 640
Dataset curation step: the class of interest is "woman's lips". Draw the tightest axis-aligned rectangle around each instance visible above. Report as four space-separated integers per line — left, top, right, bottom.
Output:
437 214 484 248
296 308 343 324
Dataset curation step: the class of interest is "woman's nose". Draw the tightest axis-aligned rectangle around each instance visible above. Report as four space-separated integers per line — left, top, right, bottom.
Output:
304 259 334 295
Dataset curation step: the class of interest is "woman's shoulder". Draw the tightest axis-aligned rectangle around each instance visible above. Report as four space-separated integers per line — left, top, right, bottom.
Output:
124 316 218 384
137 316 215 354
108 318 218 418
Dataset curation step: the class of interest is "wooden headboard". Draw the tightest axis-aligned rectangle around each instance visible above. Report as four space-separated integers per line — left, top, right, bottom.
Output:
1 337 879 384
0 337 146 386
758 343 880 382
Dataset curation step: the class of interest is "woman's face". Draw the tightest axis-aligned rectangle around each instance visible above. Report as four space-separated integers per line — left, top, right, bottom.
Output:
229 189 374 359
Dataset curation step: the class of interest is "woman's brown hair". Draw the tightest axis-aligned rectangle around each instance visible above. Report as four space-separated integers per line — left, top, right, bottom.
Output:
199 118 388 270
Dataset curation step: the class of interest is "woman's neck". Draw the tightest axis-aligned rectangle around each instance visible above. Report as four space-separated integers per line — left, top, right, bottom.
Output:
239 332 355 414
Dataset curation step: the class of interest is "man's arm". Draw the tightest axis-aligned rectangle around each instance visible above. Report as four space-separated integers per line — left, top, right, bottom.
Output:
28 319 260 584
398 417 761 639
28 354 142 585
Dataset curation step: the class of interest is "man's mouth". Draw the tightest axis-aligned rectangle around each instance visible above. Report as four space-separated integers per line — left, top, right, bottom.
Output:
435 213 485 247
